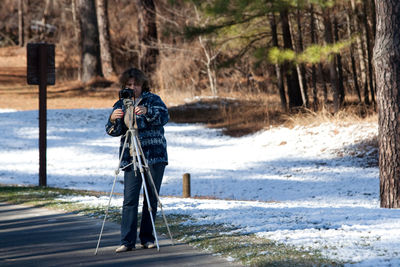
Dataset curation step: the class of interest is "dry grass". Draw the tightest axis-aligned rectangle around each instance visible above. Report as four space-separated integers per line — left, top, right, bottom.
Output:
167 90 378 136
284 104 377 128
0 78 119 110
168 92 286 136
157 88 197 107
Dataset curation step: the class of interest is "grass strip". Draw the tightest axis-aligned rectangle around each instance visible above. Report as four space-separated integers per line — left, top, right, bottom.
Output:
0 185 344 266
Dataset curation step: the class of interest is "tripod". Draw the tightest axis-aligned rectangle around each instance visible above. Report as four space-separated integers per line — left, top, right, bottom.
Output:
95 99 174 255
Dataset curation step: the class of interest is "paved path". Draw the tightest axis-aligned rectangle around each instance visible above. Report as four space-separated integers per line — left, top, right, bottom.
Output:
0 203 241 266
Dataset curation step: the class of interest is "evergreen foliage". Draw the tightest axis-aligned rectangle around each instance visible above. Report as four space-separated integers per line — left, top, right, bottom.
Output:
187 0 348 67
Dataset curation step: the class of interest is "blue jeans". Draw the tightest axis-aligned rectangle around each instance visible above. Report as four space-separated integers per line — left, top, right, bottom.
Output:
120 162 166 248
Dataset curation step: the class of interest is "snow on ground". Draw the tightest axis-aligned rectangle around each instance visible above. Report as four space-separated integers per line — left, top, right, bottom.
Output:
0 108 399 266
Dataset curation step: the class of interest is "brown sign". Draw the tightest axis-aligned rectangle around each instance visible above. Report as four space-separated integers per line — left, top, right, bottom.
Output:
27 43 55 85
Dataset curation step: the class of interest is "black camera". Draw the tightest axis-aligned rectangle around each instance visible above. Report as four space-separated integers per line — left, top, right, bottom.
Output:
119 88 134 99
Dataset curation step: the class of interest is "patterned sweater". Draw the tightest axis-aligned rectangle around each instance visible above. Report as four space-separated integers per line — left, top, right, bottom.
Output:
105 91 169 169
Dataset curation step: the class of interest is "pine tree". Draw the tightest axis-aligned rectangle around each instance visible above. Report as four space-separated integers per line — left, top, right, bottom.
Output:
374 0 400 208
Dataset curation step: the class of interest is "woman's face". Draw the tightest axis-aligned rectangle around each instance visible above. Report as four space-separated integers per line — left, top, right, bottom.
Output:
125 78 142 98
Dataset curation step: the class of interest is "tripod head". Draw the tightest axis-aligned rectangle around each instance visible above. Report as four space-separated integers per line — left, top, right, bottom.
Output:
123 98 137 130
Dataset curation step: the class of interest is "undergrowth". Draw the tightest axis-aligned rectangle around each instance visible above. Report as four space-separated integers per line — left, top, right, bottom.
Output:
169 96 377 137
285 104 377 128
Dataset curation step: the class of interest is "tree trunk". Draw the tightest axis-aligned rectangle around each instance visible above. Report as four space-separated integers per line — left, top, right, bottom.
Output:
72 0 82 80
295 7 309 108
333 16 345 105
310 4 318 110
199 35 218 95
363 0 376 107
346 10 362 102
23 0 30 45
41 0 51 25
95 0 114 78
40 0 52 41
374 0 400 208
312 6 328 106
323 8 341 113
351 0 370 105
269 13 287 111
18 0 24 46
318 63 328 105
134 0 159 77
77 0 103 82
193 5 218 95
370 0 376 39
280 9 303 109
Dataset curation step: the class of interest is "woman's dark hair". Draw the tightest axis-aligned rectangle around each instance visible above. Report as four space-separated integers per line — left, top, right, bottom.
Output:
119 68 150 92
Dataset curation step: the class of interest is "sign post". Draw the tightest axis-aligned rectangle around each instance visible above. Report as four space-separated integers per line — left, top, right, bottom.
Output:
27 43 55 187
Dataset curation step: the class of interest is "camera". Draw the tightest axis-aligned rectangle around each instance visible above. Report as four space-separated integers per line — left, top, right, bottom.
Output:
119 88 134 99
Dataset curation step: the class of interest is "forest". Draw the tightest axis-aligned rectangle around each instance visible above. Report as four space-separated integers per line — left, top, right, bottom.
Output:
0 0 377 118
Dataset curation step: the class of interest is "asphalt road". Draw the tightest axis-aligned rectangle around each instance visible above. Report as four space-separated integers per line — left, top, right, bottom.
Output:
0 203 241 267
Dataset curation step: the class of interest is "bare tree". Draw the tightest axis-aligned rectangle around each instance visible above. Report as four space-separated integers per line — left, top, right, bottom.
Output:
18 0 24 46
95 0 114 78
71 0 82 80
40 0 52 41
76 0 103 82
41 0 52 25
374 0 400 208
23 0 30 45
134 0 159 78
193 5 219 95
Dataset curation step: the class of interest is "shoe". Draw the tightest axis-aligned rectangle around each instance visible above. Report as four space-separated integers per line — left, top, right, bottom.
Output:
142 242 155 249
115 245 134 253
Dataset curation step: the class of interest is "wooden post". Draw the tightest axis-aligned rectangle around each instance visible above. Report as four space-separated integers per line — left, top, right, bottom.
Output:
39 44 47 187
183 173 191 198
27 43 55 187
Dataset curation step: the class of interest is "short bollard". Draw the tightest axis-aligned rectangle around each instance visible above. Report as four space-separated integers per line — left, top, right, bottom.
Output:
183 173 191 198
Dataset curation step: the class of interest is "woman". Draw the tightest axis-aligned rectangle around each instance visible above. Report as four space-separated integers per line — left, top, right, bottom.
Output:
105 68 169 253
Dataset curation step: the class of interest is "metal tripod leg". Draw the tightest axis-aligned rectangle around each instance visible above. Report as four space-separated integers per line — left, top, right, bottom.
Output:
94 131 130 255
131 133 160 251
94 171 118 255
143 166 175 245
136 136 175 245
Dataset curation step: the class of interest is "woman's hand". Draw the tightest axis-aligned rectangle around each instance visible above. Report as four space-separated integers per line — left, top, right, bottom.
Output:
135 106 147 115
110 109 124 123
